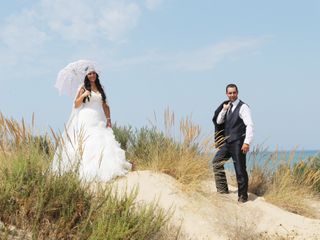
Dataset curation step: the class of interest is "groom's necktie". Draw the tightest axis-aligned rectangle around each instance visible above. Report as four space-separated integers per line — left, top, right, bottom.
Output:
227 103 233 119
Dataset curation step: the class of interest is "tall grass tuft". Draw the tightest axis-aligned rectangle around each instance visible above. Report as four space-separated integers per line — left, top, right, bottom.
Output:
0 113 171 239
293 155 320 193
247 146 320 217
113 108 213 192
247 145 271 196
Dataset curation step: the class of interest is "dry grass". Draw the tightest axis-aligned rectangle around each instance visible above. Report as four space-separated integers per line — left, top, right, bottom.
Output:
121 108 214 192
246 147 320 218
226 145 320 217
0 113 172 239
246 145 271 196
264 161 320 218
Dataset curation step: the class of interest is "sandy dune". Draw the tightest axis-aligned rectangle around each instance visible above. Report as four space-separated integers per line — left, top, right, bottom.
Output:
113 170 320 240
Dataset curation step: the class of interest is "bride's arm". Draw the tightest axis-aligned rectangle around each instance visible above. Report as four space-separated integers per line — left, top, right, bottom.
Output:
102 102 112 128
74 87 90 108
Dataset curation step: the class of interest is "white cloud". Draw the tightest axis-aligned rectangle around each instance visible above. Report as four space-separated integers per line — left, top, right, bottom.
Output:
107 37 271 71
98 2 141 42
0 0 142 51
41 0 98 42
41 0 141 42
173 37 271 71
0 0 144 66
0 9 48 53
145 0 165 10
0 1 269 73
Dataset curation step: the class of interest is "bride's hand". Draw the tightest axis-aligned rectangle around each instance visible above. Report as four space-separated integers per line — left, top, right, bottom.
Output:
82 90 91 98
107 119 112 128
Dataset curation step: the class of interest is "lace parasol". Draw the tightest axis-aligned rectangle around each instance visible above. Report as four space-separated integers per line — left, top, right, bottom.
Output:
55 59 100 96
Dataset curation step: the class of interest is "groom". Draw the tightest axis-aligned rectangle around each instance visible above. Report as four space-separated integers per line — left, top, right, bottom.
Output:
212 84 254 203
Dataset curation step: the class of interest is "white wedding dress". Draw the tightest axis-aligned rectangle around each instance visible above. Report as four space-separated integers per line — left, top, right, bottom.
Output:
52 89 132 182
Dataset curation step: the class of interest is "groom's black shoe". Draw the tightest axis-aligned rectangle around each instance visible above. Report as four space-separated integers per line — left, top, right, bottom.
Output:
238 195 248 203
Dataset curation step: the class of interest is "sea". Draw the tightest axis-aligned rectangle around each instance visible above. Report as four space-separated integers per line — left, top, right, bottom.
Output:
224 150 319 170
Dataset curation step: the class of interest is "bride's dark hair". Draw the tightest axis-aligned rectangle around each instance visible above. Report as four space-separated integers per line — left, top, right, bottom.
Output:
83 73 107 103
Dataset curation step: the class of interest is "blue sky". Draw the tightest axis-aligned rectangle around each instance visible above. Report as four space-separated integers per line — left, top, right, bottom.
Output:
0 0 319 151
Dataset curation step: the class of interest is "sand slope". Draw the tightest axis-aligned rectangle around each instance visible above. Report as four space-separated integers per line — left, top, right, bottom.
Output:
113 170 320 240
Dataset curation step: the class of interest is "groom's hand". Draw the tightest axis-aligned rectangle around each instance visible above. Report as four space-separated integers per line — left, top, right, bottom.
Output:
241 143 249 154
223 102 231 111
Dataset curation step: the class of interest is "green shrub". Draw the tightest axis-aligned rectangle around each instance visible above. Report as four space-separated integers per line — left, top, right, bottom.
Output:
112 124 133 151
0 116 170 239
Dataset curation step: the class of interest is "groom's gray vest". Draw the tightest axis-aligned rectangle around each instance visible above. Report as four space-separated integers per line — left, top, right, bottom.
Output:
224 100 246 143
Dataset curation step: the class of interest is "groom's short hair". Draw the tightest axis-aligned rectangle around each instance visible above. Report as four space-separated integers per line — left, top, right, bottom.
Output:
226 84 238 93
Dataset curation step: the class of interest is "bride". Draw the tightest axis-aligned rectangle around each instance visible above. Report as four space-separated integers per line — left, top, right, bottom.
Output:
52 64 132 182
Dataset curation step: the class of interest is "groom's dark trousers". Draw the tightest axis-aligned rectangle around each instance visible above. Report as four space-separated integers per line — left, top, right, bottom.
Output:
212 138 248 198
